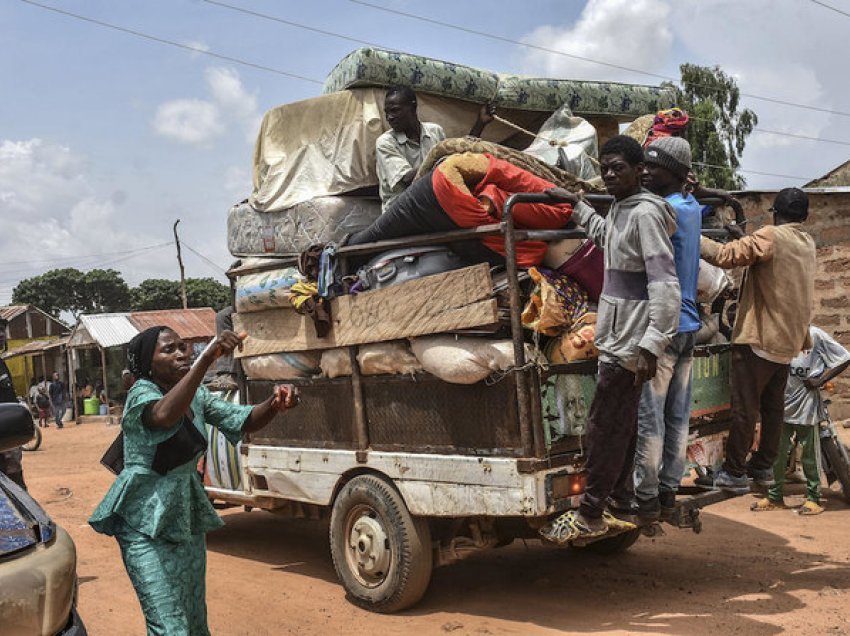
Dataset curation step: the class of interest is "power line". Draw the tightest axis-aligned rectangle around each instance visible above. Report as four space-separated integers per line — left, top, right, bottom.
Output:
692 161 810 181
809 0 850 19
200 0 850 148
0 242 171 267
17 0 322 85
201 0 383 50
181 242 228 275
13 0 830 183
348 0 850 119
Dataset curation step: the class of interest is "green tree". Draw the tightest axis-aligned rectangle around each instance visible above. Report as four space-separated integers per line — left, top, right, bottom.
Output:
130 277 230 311
79 269 131 315
12 268 130 318
663 64 758 189
185 278 230 311
130 279 182 311
12 268 84 316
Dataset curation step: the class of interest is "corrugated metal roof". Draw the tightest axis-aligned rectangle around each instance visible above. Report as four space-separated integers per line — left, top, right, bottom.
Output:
129 308 216 340
0 305 29 322
1 336 69 359
73 314 139 348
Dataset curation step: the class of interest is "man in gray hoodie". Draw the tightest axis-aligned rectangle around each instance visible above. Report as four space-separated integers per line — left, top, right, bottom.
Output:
543 135 681 542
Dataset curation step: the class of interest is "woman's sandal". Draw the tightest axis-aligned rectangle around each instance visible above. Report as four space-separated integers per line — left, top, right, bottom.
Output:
797 500 824 515
539 510 608 545
750 497 787 512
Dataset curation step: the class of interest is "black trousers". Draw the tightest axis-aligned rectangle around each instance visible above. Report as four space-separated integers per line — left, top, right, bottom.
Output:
722 345 790 477
579 361 643 519
347 172 503 270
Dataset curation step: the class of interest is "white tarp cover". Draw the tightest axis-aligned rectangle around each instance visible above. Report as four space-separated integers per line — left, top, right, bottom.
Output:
249 88 544 213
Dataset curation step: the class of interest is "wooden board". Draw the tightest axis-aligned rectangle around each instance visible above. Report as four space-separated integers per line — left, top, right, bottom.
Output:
234 264 497 356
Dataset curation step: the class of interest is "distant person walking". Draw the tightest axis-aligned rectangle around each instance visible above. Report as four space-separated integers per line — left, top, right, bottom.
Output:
35 387 51 428
49 372 67 429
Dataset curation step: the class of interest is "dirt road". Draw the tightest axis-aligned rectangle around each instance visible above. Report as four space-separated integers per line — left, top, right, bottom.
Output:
20 420 850 635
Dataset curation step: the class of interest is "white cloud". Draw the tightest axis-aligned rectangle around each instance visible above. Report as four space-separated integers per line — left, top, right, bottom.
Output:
0 139 166 303
520 0 673 81
153 66 261 146
153 99 223 145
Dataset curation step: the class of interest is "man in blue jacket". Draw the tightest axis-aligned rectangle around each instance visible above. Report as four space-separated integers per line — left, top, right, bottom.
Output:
633 137 702 523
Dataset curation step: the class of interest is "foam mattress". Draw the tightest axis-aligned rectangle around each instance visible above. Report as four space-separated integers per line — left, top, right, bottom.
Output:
228 196 382 257
324 47 675 117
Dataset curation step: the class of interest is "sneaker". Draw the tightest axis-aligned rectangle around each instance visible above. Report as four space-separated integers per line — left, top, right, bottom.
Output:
713 469 750 494
539 510 608 545
658 490 676 521
695 468 749 493
635 496 660 524
746 467 775 487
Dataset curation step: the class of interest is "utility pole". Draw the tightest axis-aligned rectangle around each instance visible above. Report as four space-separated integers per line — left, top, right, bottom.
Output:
173 219 188 310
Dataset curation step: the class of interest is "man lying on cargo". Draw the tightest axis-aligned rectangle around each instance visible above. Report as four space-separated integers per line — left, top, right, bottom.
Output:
349 151 574 268
377 85 494 210
541 135 681 543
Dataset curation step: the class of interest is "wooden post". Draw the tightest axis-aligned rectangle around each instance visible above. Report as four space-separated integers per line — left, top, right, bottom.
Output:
68 348 77 421
173 219 188 310
100 346 110 414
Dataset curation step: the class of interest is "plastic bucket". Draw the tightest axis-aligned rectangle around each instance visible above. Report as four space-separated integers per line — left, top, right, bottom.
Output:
83 398 100 416
98 404 108 416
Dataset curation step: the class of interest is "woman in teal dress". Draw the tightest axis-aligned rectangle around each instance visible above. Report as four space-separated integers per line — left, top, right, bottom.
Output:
90 326 297 635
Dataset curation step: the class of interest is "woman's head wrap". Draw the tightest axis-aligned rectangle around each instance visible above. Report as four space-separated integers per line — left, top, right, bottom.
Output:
127 326 169 379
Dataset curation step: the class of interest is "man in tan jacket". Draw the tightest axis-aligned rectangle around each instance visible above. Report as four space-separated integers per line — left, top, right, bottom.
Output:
699 187 816 493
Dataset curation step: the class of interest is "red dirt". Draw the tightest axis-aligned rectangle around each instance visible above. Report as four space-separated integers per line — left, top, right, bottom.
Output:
21 420 850 635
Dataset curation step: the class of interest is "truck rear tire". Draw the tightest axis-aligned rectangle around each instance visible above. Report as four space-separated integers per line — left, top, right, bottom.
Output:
330 474 433 613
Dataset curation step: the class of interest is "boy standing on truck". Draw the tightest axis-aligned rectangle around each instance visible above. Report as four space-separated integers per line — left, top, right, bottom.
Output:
698 187 816 493
751 325 850 514
542 135 681 542
376 86 494 210
633 137 702 523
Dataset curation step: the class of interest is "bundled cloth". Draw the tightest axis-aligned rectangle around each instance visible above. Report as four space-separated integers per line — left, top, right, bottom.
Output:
417 137 604 193
644 108 689 147
289 281 331 338
235 267 303 314
521 267 589 336
545 313 599 363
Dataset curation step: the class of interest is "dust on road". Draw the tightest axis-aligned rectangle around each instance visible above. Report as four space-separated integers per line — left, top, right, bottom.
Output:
21 421 850 635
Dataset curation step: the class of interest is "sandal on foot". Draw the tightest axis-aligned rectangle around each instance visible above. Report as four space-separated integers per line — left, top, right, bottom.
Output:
539 510 608 545
798 500 824 515
602 510 637 532
750 498 787 512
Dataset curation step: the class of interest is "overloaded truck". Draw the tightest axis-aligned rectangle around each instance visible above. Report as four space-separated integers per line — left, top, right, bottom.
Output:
203 48 738 612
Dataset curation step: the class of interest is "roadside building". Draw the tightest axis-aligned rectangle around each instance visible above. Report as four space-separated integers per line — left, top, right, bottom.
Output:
0 305 70 396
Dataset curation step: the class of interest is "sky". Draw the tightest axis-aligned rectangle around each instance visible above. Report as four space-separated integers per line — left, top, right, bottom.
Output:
1 0 848 305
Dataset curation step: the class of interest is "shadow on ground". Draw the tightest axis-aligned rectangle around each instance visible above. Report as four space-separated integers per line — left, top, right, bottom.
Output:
207 492 850 635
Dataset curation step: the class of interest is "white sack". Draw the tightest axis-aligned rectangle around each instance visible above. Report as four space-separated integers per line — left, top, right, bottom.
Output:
241 351 321 380
697 259 732 304
358 341 423 376
410 336 535 384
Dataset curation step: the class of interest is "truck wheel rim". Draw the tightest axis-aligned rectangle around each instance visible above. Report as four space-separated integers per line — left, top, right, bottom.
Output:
345 505 391 587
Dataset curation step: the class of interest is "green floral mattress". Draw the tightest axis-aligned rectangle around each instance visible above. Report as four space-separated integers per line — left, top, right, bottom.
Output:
324 48 676 117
